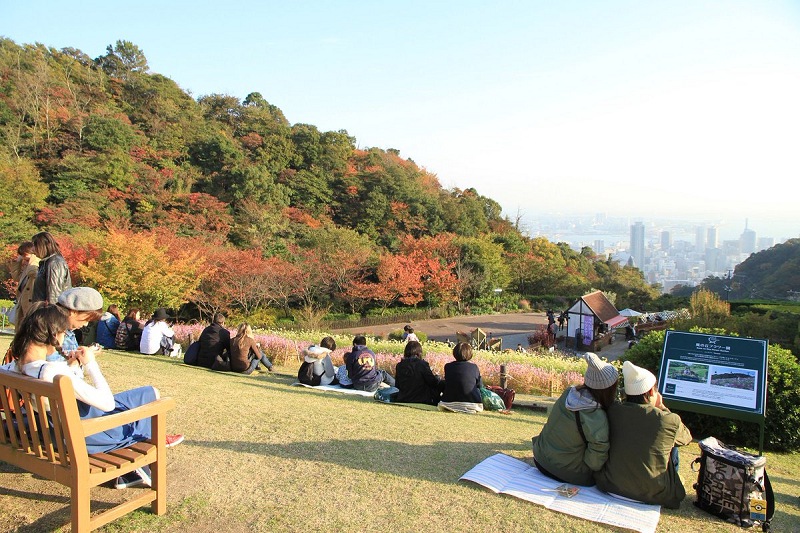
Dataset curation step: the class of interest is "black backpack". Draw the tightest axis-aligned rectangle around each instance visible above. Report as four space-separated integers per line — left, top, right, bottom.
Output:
298 361 321 386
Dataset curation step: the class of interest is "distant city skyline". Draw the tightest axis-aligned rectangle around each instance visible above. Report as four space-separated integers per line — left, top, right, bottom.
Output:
4 1 799 239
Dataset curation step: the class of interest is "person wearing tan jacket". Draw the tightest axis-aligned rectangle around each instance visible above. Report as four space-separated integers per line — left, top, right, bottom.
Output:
8 241 41 323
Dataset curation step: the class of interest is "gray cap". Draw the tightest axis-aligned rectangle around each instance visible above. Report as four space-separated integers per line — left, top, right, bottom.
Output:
57 287 103 312
583 352 619 389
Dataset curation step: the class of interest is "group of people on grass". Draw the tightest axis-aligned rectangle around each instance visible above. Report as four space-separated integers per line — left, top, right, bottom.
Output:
297 333 488 414
532 352 692 508
184 313 274 374
4 232 185 490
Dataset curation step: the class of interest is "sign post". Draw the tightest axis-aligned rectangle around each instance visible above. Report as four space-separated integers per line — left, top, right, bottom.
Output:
658 330 768 455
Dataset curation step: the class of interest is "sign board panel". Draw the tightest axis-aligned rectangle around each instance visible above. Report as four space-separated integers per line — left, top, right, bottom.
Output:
658 330 767 417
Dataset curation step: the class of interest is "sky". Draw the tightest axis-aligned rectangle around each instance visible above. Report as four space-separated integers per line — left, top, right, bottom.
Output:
4 1 800 241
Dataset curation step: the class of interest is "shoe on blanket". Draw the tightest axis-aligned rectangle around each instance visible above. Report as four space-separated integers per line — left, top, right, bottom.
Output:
166 434 184 448
115 466 151 489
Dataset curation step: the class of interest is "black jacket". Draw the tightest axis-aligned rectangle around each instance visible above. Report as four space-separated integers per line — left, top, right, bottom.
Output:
441 360 483 403
197 323 231 369
395 357 442 405
32 254 72 304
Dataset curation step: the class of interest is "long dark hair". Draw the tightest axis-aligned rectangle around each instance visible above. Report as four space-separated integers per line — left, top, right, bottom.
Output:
10 303 70 362
404 340 422 358
577 382 619 410
31 232 62 259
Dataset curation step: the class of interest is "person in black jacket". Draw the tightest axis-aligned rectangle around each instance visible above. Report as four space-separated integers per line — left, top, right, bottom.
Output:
31 231 72 304
395 341 442 405
196 313 231 369
440 342 483 404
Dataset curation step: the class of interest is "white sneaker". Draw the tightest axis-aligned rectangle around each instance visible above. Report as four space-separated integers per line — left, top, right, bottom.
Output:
114 467 152 489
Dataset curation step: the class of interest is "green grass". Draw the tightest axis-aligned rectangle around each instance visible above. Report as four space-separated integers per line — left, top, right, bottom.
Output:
0 335 798 532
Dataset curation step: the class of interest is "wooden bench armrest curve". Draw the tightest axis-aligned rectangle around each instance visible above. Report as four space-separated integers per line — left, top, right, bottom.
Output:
80 397 176 437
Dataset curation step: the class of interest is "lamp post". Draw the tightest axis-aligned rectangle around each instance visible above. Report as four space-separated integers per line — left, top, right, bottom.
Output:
493 288 503 311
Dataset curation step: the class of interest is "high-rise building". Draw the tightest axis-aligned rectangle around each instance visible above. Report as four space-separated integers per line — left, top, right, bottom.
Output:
740 220 756 255
630 221 645 270
660 230 672 252
695 226 706 251
593 240 605 254
707 226 718 249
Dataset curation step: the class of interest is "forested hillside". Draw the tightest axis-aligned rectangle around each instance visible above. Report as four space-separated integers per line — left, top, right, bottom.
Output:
0 38 657 322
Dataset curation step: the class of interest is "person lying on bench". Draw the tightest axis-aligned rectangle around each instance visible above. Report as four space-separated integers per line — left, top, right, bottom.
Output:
4 301 184 490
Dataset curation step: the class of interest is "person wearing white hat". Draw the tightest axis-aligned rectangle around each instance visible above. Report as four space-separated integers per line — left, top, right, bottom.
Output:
594 361 692 508
298 337 337 385
531 352 619 486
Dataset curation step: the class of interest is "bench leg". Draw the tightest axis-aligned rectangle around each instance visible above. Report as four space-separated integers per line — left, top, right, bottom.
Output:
71 478 90 533
151 413 167 515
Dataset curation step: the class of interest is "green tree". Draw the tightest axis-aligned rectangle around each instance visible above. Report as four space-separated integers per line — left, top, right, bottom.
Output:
0 154 49 243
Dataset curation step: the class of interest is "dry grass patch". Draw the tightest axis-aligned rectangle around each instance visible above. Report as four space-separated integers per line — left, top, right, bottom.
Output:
0 335 798 532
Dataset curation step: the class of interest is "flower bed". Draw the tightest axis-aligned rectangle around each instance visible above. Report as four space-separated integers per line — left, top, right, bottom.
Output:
172 325 588 396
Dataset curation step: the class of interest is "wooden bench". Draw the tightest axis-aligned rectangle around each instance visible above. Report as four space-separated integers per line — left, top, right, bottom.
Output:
0 370 176 532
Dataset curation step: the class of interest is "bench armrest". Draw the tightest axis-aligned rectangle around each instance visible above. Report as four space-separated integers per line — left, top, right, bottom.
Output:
80 397 176 438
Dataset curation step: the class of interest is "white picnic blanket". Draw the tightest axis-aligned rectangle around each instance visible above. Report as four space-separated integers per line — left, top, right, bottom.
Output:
291 382 376 397
460 453 661 533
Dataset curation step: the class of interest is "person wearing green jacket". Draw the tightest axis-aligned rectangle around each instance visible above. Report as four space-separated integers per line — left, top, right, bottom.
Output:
532 352 619 486
594 361 693 508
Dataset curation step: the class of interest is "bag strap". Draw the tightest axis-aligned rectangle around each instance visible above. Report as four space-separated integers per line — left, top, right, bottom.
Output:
574 411 587 444
762 469 774 532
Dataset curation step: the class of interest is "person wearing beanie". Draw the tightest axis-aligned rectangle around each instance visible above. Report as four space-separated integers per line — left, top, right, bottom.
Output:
594 361 692 508
532 352 619 486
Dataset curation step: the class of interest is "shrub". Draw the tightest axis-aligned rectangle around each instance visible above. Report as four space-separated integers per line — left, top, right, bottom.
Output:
622 327 800 452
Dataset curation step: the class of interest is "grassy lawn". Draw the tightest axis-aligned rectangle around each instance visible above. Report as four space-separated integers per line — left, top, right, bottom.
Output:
0 335 798 532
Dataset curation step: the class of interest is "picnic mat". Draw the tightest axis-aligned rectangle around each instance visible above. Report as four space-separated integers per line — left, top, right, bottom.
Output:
460 453 661 533
291 382 376 397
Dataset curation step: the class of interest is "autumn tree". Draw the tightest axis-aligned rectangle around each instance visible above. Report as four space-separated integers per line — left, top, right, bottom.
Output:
79 229 203 311
0 154 49 243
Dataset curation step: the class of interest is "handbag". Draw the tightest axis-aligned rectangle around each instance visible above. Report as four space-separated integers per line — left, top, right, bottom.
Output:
5 303 20 325
487 385 515 410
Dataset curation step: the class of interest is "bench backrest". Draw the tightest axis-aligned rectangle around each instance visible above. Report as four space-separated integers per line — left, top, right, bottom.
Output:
0 370 88 481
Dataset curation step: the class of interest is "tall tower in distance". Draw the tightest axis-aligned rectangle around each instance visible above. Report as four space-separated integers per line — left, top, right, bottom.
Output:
740 219 756 254
707 226 718 249
630 221 645 270
660 230 672 252
695 226 706 251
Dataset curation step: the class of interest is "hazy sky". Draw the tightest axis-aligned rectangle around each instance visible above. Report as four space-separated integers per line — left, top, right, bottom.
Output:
4 1 800 240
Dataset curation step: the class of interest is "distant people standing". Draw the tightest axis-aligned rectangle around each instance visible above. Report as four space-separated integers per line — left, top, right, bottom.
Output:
31 231 72 304
557 311 567 331
8 241 40 323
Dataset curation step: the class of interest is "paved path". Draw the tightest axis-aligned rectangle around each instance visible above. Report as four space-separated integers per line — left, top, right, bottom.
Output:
334 311 630 361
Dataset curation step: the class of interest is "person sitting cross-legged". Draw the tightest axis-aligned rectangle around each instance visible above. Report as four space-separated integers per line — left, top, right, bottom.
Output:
594 361 692 508
395 340 442 405
195 313 230 369
438 343 484 413
532 352 619 486
225 322 273 374
344 335 395 393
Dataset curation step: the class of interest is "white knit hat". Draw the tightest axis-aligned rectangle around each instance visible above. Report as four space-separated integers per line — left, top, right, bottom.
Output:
622 361 657 396
583 352 618 389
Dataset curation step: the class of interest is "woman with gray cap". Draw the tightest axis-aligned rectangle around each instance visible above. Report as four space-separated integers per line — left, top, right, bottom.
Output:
531 352 619 486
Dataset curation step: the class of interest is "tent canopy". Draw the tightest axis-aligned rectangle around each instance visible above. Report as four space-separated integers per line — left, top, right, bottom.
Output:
618 308 643 317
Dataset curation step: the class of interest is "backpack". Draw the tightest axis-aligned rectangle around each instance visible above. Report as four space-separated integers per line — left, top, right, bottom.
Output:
487 385 515 410
692 437 774 531
298 361 321 386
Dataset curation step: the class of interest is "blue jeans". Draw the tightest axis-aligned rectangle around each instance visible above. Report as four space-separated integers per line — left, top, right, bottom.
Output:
353 370 396 392
244 353 272 374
